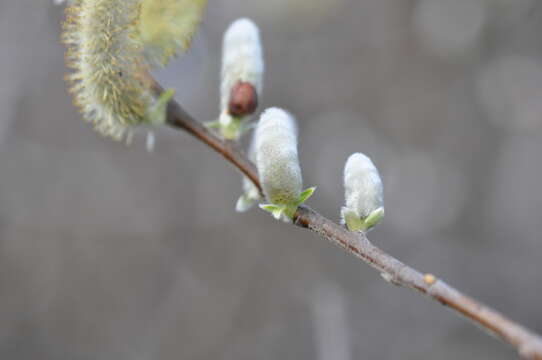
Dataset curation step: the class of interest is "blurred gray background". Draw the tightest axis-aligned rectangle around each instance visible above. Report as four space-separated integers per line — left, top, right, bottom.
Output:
1 0 541 359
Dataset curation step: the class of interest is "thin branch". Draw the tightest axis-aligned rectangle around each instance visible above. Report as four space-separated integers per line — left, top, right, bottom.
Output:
150 80 261 192
151 79 542 360
294 206 542 360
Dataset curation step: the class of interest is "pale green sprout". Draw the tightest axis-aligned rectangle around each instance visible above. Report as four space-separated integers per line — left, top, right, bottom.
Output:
147 89 176 125
208 112 255 140
260 187 316 221
142 88 176 151
342 207 384 232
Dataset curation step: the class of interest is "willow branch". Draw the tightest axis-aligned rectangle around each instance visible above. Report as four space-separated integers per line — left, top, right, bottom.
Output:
150 80 261 191
150 79 542 360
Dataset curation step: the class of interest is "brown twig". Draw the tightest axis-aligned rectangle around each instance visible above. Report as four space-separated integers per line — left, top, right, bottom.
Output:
150 80 261 191
151 79 542 360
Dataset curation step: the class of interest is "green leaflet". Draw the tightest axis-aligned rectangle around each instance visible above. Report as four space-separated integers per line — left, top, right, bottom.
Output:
259 186 316 221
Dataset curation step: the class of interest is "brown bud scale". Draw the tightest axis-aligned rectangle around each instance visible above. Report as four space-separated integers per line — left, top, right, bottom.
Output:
228 81 258 117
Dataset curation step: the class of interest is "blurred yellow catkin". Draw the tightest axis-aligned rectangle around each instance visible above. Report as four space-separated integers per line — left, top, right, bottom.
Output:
139 0 208 66
62 0 207 140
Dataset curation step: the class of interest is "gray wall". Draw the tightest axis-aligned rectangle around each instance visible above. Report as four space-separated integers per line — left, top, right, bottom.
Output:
0 0 541 359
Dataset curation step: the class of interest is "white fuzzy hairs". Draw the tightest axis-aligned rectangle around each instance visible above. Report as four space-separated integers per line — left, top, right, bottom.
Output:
255 108 302 206
341 153 384 232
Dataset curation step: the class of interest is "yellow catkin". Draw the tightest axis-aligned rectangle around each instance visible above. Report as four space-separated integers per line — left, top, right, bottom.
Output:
63 0 152 140
62 0 207 140
139 0 208 66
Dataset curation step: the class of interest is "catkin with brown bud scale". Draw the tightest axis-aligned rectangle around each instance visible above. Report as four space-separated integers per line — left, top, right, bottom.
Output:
218 18 264 140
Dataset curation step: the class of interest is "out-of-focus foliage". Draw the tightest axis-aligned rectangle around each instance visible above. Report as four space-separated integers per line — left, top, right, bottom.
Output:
139 0 207 66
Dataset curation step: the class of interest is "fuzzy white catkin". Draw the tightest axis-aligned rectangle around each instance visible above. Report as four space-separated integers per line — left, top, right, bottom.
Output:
236 135 262 212
221 18 264 112
342 153 383 220
255 108 302 205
